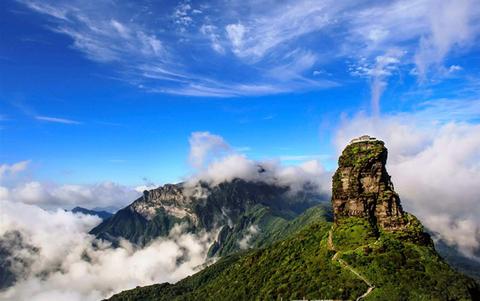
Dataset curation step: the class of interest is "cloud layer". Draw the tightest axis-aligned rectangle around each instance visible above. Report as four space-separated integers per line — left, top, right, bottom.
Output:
17 0 480 98
335 107 480 260
0 179 140 211
185 131 331 197
0 132 331 300
2 106 480 300
0 200 213 301
0 129 335 300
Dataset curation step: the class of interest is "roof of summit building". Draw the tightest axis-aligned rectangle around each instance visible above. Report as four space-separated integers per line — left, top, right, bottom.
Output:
349 135 377 144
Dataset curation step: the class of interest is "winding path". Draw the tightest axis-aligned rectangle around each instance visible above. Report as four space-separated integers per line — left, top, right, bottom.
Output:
327 229 375 301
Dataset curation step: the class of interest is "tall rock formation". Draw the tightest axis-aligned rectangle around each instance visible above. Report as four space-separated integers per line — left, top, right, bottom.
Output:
332 135 408 231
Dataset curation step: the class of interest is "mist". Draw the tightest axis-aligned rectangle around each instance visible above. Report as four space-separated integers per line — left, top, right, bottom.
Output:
184 131 332 197
0 200 214 301
1 118 479 300
335 112 480 261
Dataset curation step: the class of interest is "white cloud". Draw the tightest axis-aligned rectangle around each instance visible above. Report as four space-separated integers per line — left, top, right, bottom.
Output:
350 48 405 115
21 1 69 20
224 0 334 60
346 0 430 54
174 2 194 31
110 19 130 38
134 184 158 193
185 132 330 196
0 128 333 211
22 0 166 67
1 181 140 211
335 110 480 260
35 116 81 125
200 25 224 54
0 200 213 301
267 49 318 82
0 161 30 180
188 131 231 168
225 23 246 55
414 0 475 79
414 98 480 122
279 154 328 162
192 154 259 186
21 0 339 97
349 0 479 75
18 0 480 98
0 162 140 210
238 225 259 250
448 65 463 73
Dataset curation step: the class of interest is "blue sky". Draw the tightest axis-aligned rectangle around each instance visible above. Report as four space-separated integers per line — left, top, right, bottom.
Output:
1 0 480 187
2 3 480 296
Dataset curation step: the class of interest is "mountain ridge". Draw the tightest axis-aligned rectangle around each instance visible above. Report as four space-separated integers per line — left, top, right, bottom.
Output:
71 206 113 220
90 178 327 257
107 136 480 300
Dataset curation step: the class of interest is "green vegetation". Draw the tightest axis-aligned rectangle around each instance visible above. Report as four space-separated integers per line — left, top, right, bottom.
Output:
388 213 431 245
104 145 480 301
209 203 331 256
90 207 190 246
108 222 369 301
91 179 323 250
332 217 378 251
339 233 478 300
107 217 479 301
339 141 385 167
331 170 343 193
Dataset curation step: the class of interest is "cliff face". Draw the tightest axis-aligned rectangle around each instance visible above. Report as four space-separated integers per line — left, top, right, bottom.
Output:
131 184 196 222
332 136 407 231
90 179 324 252
107 135 480 301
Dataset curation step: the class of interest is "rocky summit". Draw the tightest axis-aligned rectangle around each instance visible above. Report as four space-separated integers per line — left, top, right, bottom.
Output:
107 136 480 301
90 179 327 256
332 135 407 231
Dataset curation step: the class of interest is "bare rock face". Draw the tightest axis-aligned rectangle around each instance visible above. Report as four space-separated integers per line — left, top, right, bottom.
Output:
131 184 197 221
332 136 408 231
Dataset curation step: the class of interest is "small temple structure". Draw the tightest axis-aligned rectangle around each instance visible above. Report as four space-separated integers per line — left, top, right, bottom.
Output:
349 135 377 145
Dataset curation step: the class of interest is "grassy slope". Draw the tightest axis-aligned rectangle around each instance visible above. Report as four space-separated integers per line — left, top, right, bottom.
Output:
108 222 368 301
210 203 331 257
108 215 479 301
90 208 189 246
331 217 479 300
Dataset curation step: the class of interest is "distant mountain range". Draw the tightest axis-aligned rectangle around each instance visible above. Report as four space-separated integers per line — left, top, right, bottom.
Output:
71 206 113 220
433 233 480 281
2 138 479 299
90 179 328 257
106 137 480 300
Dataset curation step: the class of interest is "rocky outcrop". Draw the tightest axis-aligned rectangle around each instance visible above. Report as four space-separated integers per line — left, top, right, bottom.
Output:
332 136 407 231
132 184 197 221
90 179 323 248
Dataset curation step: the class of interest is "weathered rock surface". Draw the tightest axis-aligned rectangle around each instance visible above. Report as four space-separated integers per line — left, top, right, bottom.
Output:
106 136 480 301
132 184 197 221
332 136 408 231
90 179 325 252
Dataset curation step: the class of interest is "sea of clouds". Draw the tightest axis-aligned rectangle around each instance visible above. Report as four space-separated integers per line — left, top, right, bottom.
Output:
0 200 213 301
1 110 480 300
0 132 332 300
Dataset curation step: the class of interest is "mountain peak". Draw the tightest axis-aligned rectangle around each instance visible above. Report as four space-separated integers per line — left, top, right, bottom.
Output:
332 136 407 231
71 206 113 220
106 136 480 301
